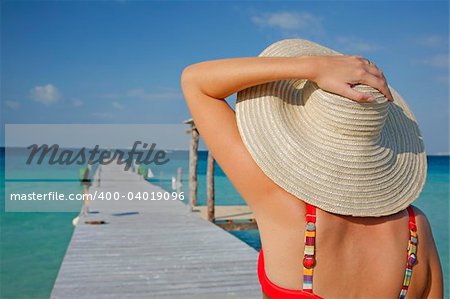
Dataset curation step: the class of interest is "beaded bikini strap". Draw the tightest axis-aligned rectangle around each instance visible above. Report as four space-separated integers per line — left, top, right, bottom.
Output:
399 205 418 299
303 203 316 293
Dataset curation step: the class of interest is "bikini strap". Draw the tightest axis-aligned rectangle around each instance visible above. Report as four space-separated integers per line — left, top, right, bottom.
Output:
303 203 316 293
399 205 418 299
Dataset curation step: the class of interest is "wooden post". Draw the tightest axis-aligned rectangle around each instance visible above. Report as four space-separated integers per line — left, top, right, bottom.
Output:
206 150 215 222
189 127 199 209
176 167 182 195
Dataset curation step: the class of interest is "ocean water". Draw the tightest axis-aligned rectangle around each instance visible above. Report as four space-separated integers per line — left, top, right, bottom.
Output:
0 148 448 298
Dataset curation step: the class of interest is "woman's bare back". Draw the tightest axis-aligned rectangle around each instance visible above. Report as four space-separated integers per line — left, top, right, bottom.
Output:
253 188 442 298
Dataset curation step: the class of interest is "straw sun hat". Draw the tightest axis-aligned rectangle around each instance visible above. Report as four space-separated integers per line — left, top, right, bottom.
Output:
235 39 427 217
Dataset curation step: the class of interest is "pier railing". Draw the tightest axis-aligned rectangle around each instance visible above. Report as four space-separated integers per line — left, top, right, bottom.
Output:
184 118 257 231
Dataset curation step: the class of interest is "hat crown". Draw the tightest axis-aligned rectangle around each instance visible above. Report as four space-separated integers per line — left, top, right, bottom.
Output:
302 81 389 142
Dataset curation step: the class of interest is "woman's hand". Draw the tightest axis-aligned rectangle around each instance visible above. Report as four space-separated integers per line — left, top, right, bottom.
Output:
307 55 394 102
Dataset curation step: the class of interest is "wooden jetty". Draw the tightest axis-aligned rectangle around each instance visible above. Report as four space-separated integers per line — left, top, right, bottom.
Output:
51 163 260 299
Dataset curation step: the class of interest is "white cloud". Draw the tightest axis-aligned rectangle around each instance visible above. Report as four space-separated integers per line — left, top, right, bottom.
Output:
415 54 449 68
30 84 61 105
5 100 21 110
251 11 324 35
72 99 83 107
112 101 125 109
416 35 448 48
335 36 380 53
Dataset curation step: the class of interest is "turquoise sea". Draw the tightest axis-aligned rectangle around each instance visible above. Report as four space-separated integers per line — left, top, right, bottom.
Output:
0 148 448 298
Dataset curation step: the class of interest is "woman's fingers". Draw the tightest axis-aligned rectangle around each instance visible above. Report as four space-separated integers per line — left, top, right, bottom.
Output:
366 64 384 79
383 85 394 101
353 55 386 81
339 84 374 102
360 60 394 100
360 73 394 101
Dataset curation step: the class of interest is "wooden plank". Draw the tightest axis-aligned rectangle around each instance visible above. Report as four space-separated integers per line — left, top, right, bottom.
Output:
51 163 260 299
193 206 255 221
216 221 259 231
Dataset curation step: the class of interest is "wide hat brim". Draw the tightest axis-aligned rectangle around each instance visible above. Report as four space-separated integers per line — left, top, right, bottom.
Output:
236 39 427 217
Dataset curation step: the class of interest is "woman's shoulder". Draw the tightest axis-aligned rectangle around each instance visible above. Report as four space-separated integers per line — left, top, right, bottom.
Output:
409 205 444 298
412 205 429 225
411 205 436 258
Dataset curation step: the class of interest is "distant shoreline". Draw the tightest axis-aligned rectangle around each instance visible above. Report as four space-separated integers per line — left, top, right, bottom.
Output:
428 152 450 156
0 147 449 156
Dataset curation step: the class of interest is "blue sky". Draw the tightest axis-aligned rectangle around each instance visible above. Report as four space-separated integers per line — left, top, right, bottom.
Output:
1 1 449 153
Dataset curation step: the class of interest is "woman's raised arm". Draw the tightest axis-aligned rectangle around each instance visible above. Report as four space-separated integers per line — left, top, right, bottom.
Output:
181 56 393 103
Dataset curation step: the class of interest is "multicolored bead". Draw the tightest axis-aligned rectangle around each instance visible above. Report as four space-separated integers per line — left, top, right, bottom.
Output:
303 256 315 269
306 222 316 231
408 253 417 266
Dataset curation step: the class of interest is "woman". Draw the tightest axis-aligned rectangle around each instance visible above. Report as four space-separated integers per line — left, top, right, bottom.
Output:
181 39 443 298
